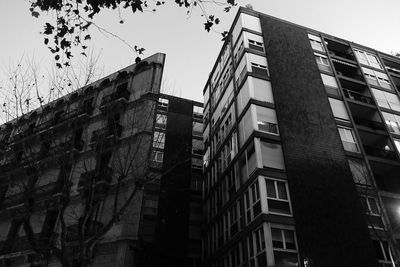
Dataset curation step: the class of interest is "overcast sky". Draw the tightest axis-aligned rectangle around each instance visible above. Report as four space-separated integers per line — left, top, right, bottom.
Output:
0 0 399 104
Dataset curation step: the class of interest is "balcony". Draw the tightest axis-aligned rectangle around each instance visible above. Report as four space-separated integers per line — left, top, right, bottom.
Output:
332 59 364 82
370 161 400 193
363 145 397 160
325 39 356 61
90 124 122 145
353 117 386 131
343 89 374 105
100 83 130 111
78 167 113 198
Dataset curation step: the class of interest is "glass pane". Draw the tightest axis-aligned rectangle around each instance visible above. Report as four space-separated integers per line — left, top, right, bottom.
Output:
277 181 288 200
273 251 299 267
268 199 290 214
271 228 284 248
284 230 296 250
266 180 277 198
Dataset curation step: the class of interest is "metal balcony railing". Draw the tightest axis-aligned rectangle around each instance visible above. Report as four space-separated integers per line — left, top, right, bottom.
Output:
353 117 385 131
363 145 397 160
343 89 374 105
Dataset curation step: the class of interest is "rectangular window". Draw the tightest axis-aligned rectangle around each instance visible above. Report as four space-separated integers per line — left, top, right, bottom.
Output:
382 112 400 134
338 127 359 153
271 227 299 266
153 131 165 149
315 53 331 72
255 105 279 135
348 159 371 185
244 181 261 224
158 98 169 110
308 33 325 52
151 150 164 163
254 227 267 266
371 88 400 112
248 39 264 52
372 240 392 263
260 141 285 170
329 98 350 121
155 114 167 130
251 62 269 77
266 179 291 215
240 141 257 179
321 73 340 96
363 67 392 90
193 121 203 137
355 49 382 69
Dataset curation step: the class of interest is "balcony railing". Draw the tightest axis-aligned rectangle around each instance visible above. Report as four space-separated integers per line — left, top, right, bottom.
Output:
353 117 385 131
78 167 113 198
343 89 374 105
363 145 397 160
100 88 130 110
90 124 122 144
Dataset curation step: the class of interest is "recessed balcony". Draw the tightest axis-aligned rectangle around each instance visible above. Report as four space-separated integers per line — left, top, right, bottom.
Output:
325 39 356 62
358 131 397 161
332 59 364 82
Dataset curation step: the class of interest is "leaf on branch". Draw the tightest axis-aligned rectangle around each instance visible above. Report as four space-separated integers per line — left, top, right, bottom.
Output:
44 38 49 45
120 20 124 24
131 0 144 13
56 63 62 69
224 7 231 12
55 54 60 61
84 34 91 40
60 39 71 50
135 57 141 64
81 52 87 57
43 23 55 35
215 18 220 24
204 21 213 32
227 0 236 5
65 51 72 59
31 11 40 18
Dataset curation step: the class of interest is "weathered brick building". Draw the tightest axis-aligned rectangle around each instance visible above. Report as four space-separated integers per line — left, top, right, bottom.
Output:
0 53 203 267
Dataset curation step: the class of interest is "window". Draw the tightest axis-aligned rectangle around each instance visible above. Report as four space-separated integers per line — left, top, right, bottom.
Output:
308 33 325 52
382 112 400 134
260 141 285 170
248 39 264 52
158 98 169 109
151 150 163 163
266 179 291 215
320 73 339 96
348 159 371 185
193 121 203 137
360 196 384 229
394 139 400 155
363 67 392 90
315 53 331 72
271 227 299 266
229 202 239 236
155 114 167 130
153 131 165 149
254 227 267 266
192 139 203 156
329 98 350 121
372 240 392 264
244 181 261 224
251 62 269 77
255 106 278 135
240 141 257 179
371 88 400 112
338 127 359 153
355 49 382 69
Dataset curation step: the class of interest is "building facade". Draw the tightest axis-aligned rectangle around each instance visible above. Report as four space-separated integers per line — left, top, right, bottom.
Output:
202 7 400 267
0 53 203 267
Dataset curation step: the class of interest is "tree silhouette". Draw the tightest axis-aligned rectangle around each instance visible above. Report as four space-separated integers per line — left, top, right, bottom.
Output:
28 0 237 68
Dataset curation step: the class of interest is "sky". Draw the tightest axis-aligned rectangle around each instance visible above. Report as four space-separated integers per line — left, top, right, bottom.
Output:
0 0 399 104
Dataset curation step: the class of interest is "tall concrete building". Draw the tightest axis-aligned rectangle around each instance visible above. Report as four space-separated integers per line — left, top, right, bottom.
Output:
202 7 400 267
0 53 203 267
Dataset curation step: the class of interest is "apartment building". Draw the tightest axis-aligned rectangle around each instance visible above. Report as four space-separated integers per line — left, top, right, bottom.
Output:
0 53 203 267
202 7 400 267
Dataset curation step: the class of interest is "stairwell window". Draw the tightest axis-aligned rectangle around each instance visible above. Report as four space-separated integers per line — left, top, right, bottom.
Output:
153 131 165 149
338 127 359 153
315 53 331 72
